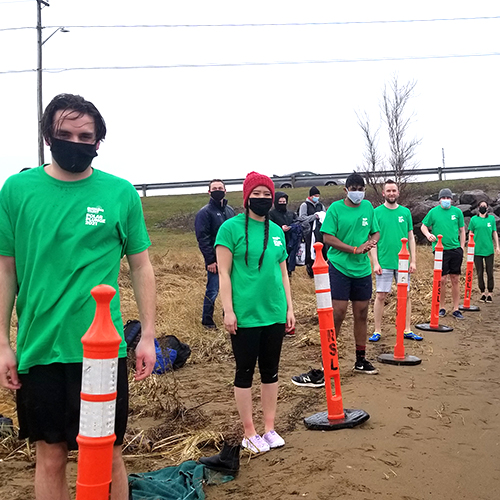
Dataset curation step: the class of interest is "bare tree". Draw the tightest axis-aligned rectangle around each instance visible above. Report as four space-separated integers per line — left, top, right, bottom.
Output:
358 76 421 203
357 111 384 202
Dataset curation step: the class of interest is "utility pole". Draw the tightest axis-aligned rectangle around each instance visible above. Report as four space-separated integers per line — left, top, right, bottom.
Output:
439 148 446 181
36 0 49 166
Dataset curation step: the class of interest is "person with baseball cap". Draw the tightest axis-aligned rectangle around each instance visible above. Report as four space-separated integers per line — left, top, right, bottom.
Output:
421 188 466 320
215 171 295 454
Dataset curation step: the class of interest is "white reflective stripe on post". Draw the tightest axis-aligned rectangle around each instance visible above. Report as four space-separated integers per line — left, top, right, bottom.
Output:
314 273 330 292
435 251 443 261
82 358 118 395
79 400 116 438
398 272 409 284
315 291 331 309
467 254 474 262
398 260 409 271
434 260 442 270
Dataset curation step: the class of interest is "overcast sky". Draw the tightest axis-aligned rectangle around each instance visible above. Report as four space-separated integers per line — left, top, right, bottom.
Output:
1 0 499 191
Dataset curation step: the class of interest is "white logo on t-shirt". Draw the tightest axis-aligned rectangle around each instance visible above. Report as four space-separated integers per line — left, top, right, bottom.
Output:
272 236 283 247
451 215 456 221
362 217 368 227
398 216 405 223
488 222 492 227
85 206 106 226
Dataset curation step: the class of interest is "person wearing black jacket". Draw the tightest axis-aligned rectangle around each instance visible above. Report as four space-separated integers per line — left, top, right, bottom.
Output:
195 179 235 328
269 191 300 276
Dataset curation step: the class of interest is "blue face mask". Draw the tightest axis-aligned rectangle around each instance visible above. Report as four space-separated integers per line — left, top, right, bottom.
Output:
347 191 365 204
312 196 320 203
441 199 451 209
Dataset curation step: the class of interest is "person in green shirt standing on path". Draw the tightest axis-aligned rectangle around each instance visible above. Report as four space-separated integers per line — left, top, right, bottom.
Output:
216 171 295 454
369 180 422 342
468 200 500 303
291 172 380 387
421 188 466 320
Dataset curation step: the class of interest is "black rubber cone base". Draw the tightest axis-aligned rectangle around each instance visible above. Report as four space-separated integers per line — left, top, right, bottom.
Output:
378 353 422 366
304 408 369 430
459 305 480 312
415 323 453 333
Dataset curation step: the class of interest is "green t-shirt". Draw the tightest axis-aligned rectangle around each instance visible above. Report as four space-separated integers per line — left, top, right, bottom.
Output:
422 205 464 250
320 199 379 278
374 204 414 270
468 215 496 256
215 213 287 328
0 166 151 373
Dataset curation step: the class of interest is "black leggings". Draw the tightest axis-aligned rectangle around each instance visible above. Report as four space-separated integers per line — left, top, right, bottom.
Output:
230 323 285 389
474 254 494 293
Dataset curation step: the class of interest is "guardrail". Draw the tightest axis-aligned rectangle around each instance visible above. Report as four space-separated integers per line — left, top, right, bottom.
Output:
133 164 500 196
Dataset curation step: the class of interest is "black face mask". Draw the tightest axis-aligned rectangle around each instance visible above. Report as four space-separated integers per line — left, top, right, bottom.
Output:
210 190 225 202
248 197 273 217
479 206 487 214
276 203 287 212
50 138 98 173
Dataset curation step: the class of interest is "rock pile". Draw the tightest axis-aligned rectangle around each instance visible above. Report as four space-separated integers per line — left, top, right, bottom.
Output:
409 189 500 243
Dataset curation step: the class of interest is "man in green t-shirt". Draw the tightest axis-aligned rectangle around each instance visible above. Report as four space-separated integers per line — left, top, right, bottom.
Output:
369 180 421 342
421 188 466 320
292 172 380 387
0 94 156 500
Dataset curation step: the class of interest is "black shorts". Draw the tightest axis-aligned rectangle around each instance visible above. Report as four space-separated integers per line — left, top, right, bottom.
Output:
230 323 285 389
329 262 372 302
16 358 129 451
442 248 463 276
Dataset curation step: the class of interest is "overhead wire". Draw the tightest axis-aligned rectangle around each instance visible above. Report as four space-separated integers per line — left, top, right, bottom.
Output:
1 51 499 75
1 15 500 31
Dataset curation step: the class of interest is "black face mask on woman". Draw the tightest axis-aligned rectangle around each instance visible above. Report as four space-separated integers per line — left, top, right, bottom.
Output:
50 138 98 173
248 197 273 217
479 206 488 214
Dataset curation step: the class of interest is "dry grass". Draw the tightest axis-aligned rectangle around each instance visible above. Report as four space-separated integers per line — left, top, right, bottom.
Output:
0 240 449 464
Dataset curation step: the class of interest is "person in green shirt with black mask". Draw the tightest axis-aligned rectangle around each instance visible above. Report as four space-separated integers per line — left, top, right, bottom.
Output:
468 200 500 303
421 188 466 320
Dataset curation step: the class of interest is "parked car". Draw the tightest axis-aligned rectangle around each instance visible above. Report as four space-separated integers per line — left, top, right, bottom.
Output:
272 171 341 189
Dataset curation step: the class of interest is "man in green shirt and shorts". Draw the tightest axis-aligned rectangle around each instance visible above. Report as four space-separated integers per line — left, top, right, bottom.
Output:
0 94 157 500
421 188 466 320
292 172 380 386
369 180 422 342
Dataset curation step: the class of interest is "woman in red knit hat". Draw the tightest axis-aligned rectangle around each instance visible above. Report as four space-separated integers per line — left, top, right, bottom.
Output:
215 171 295 453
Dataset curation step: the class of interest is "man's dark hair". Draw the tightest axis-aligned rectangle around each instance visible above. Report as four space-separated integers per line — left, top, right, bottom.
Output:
208 179 225 190
41 93 106 144
384 179 398 188
345 172 365 188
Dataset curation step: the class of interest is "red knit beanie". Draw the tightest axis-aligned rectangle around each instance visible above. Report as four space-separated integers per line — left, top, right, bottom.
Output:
242 171 275 208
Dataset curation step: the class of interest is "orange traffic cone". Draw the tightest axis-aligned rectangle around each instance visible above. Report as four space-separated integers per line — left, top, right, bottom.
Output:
416 235 453 333
378 238 421 366
76 285 122 500
303 243 370 431
459 232 480 312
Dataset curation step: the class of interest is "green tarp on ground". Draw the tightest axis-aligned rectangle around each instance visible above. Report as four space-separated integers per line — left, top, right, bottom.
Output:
129 460 234 500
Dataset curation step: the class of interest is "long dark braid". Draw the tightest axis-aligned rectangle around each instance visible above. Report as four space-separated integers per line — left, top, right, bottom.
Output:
245 207 250 266
245 208 269 270
258 214 269 270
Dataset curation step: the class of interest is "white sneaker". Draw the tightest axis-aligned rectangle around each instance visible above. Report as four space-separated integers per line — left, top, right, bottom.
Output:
241 434 270 453
263 430 285 448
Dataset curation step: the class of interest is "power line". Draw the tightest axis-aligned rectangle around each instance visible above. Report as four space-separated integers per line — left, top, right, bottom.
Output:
2 51 499 75
1 15 500 31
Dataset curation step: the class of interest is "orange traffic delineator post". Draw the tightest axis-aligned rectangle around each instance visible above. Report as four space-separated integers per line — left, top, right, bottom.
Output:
304 243 370 431
459 232 480 312
416 235 453 333
76 285 122 500
378 238 422 366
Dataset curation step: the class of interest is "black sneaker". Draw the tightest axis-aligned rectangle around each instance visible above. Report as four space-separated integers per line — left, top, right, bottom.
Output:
439 308 446 317
291 368 325 387
452 310 465 320
486 296 493 303
480 294 487 303
353 359 379 375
